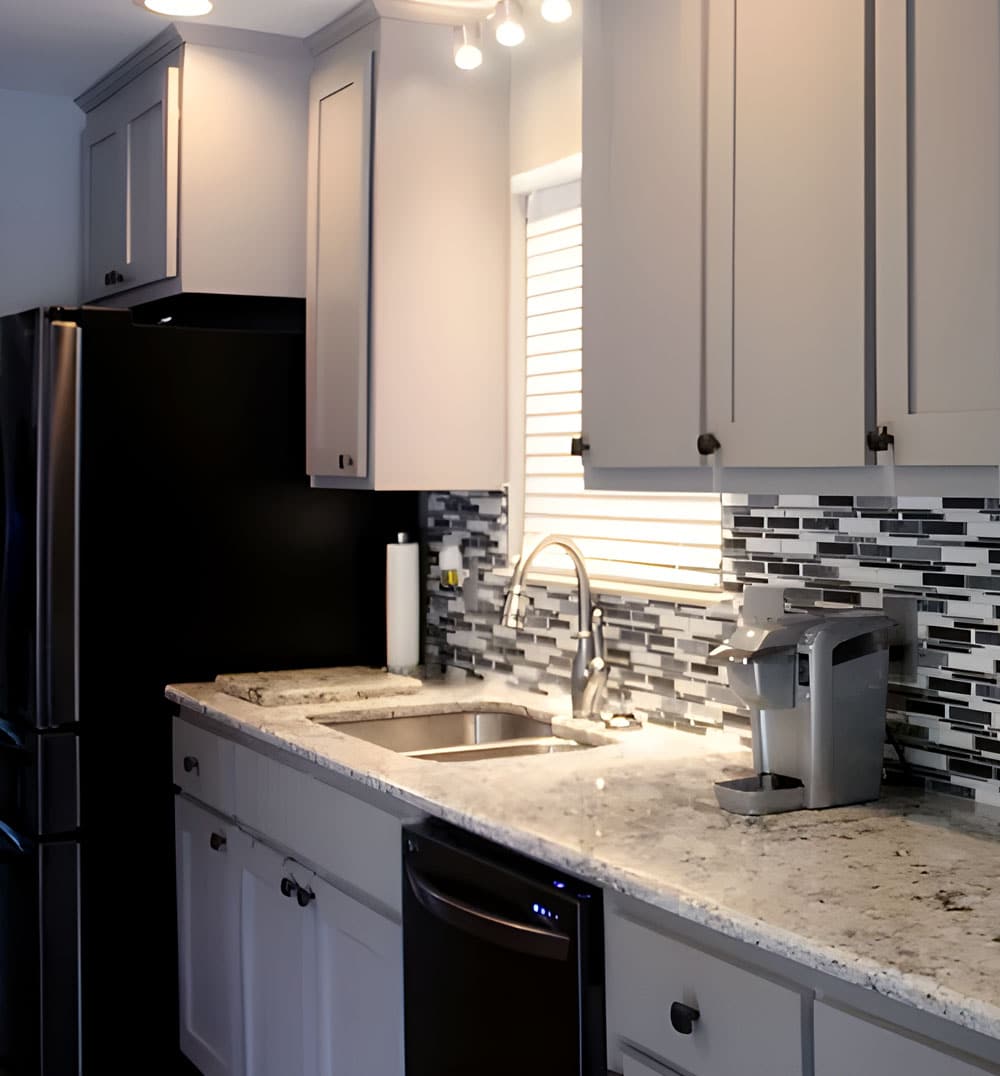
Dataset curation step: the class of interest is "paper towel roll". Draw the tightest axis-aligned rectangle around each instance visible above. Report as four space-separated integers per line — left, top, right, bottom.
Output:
386 533 420 674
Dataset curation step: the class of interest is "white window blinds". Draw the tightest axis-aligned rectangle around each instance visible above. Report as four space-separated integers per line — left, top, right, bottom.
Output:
520 183 722 592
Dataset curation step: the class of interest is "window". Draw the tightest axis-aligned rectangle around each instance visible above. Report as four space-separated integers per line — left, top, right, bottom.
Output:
509 176 722 593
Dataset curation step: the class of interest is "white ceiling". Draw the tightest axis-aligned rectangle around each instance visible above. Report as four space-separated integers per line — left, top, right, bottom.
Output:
0 0 359 98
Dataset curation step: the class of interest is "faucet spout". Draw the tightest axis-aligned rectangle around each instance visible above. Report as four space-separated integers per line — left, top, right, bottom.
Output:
501 536 607 720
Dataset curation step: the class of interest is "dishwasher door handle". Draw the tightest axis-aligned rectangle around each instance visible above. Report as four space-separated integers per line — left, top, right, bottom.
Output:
405 865 570 962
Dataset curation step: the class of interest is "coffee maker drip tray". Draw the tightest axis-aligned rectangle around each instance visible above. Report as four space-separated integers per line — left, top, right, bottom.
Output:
715 774 806 815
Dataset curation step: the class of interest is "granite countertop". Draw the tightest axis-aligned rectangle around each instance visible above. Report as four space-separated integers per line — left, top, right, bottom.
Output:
168 673 1000 1041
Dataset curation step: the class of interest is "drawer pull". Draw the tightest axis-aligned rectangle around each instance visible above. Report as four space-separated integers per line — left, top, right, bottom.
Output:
209 832 226 852
670 1001 700 1035
182 755 199 775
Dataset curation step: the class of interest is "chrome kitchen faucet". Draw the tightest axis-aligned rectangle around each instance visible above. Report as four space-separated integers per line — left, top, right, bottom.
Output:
501 536 609 720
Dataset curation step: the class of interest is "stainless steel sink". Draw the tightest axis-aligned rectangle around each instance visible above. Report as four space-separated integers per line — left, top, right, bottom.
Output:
309 709 593 762
412 740 588 763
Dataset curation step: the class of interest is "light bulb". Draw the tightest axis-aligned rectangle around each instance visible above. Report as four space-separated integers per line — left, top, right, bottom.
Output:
494 0 525 46
453 23 484 71
136 0 213 14
540 0 572 22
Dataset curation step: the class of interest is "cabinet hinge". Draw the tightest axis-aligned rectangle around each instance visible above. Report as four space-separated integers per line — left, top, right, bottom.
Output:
866 426 895 453
570 437 590 457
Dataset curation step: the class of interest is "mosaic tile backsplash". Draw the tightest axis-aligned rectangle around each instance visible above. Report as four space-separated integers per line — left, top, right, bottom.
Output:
424 490 1000 806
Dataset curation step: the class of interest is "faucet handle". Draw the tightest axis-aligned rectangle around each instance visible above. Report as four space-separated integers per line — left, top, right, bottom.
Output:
502 587 532 629
591 606 606 655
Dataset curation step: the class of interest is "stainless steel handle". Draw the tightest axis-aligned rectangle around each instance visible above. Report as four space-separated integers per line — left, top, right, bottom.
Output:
405 865 570 961
41 323 80 730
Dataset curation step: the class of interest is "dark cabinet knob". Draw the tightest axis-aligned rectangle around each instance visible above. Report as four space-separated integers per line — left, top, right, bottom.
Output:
182 756 199 775
697 433 721 456
280 876 297 899
104 269 124 287
670 1001 700 1035
296 885 315 908
209 832 226 852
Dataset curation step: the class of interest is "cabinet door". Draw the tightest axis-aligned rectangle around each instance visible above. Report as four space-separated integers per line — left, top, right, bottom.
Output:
876 0 1000 464
311 872 404 1076
81 51 180 302
306 48 374 482
235 831 315 1076
705 0 870 467
120 57 180 291
814 1002 992 1076
83 120 126 302
174 797 242 1076
581 0 706 469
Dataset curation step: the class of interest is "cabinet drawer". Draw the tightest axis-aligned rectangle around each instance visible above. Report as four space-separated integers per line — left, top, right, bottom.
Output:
173 718 235 815
233 746 401 914
607 914 804 1076
815 1002 993 1076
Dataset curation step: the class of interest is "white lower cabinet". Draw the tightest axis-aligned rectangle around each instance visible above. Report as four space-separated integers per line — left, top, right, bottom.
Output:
606 912 804 1076
814 1002 994 1076
235 831 314 1076
311 869 404 1076
232 827 404 1076
175 797 242 1076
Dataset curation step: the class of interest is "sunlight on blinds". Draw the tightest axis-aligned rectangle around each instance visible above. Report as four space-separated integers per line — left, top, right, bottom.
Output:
521 200 722 591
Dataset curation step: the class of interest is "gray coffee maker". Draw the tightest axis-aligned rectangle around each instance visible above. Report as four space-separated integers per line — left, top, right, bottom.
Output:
710 585 893 815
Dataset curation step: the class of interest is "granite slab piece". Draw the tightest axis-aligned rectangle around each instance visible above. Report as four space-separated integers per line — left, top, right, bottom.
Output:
215 667 422 707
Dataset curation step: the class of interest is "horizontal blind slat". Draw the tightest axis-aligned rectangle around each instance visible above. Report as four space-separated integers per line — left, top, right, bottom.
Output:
526 266 583 297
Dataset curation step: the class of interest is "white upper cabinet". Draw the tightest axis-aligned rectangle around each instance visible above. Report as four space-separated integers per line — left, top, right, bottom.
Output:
582 0 706 470
83 51 179 302
705 0 870 468
582 0 870 477
78 25 309 306
306 17 509 490
875 0 1000 465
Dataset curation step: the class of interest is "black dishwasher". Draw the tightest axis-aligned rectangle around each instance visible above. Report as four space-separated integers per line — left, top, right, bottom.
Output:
402 821 605 1076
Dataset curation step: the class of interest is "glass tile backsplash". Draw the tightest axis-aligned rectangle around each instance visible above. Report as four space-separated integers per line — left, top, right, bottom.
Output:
425 491 1000 805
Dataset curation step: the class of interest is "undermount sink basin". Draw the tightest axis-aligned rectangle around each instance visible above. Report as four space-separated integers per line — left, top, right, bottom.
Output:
308 709 594 762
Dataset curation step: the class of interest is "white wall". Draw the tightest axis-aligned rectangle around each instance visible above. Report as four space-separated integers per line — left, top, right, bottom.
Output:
509 14 582 176
0 89 83 315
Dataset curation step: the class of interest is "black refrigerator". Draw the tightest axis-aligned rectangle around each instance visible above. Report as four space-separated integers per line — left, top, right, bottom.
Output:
0 300 418 1075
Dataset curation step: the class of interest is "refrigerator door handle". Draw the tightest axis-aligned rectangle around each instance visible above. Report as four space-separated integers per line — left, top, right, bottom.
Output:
39 322 80 730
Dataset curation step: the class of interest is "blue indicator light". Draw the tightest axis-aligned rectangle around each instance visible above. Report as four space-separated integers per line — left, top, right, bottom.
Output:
552 880 566 890
532 903 539 913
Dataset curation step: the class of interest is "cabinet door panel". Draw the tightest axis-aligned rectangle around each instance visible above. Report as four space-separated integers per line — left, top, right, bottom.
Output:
814 1002 992 1076
85 129 125 301
706 0 869 467
582 0 706 469
313 873 404 1076
876 0 1000 464
122 57 179 291
308 56 373 481
175 797 241 1076
236 834 313 1076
